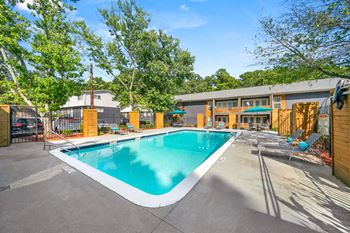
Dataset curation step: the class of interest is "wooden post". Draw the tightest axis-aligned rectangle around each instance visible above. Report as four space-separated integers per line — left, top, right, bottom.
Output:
155 112 164 129
83 109 98 137
0 105 10 147
197 113 204 128
129 111 140 129
90 64 94 109
228 113 235 129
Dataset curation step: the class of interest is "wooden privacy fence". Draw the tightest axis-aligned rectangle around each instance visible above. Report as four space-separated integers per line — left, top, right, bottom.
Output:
0 105 10 147
276 102 319 138
292 102 319 140
331 94 350 186
278 109 292 136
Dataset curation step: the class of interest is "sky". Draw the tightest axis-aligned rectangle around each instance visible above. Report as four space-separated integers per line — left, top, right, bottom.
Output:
17 0 285 80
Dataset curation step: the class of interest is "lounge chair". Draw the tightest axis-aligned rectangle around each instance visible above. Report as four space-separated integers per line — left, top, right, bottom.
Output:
110 124 127 135
258 133 321 160
172 122 183 127
258 129 305 146
126 123 142 133
204 121 212 129
216 122 225 129
248 123 257 131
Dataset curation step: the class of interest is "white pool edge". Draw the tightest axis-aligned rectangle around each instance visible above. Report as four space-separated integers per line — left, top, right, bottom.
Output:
50 129 240 208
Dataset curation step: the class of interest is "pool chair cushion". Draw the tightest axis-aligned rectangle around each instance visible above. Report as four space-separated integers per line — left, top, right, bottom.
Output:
298 141 309 151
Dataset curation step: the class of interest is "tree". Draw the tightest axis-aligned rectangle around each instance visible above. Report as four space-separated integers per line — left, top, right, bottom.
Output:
178 74 211 94
205 68 240 90
239 66 323 87
0 0 84 131
80 0 194 112
255 0 350 79
138 30 195 112
80 0 149 110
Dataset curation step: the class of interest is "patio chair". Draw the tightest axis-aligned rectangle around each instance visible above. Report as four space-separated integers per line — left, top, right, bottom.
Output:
172 122 183 127
258 133 321 160
110 124 127 135
248 123 257 131
126 123 143 133
216 121 225 129
204 121 212 129
258 129 305 147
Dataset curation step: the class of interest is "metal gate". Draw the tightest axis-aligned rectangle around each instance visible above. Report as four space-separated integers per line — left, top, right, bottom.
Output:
10 106 42 143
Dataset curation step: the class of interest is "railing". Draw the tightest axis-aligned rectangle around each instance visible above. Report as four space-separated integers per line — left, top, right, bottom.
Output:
43 130 80 156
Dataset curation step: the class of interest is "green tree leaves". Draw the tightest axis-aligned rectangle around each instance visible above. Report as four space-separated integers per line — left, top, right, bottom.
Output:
0 0 84 113
255 0 350 79
81 0 194 112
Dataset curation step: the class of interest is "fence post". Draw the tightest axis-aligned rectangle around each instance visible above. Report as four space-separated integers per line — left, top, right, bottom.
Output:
155 112 164 129
129 111 140 129
83 109 98 137
0 105 10 147
228 114 235 129
197 113 204 128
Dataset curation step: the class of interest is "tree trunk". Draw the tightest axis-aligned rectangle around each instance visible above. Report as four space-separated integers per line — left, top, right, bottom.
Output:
42 104 52 135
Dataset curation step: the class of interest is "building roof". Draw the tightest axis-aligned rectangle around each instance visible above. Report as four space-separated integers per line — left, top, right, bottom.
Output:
81 90 114 95
175 78 340 102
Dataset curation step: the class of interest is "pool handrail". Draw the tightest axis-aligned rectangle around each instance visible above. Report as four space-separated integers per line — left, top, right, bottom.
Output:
43 130 80 156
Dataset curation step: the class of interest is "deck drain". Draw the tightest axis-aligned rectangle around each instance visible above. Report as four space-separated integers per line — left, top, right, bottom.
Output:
62 166 76 174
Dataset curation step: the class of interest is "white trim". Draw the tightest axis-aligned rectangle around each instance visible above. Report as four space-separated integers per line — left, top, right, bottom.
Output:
50 129 240 208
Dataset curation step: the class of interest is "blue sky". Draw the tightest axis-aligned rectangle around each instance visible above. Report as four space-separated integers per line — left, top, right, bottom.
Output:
17 0 284 80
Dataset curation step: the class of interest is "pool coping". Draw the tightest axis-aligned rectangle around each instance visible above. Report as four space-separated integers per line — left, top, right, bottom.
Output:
50 128 240 208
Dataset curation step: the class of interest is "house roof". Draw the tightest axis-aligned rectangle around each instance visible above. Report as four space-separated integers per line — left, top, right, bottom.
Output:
81 90 114 95
175 78 340 102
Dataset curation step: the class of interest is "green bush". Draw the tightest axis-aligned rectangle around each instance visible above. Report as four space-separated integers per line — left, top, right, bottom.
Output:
61 129 73 136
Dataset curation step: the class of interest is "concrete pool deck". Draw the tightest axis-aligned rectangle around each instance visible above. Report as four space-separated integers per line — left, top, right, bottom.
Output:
1 129 349 233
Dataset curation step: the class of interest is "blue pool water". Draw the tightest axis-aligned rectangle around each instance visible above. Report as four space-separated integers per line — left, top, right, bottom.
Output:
66 130 234 195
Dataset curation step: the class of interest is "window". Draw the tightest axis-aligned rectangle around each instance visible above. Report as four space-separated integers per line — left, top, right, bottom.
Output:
255 100 261 107
216 100 238 108
242 100 254 107
273 97 282 109
216 116 228 123
262 99 268 106
94 95 101 100
243 98 269 107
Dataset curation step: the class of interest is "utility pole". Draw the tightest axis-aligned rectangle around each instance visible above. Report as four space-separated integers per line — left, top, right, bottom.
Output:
90 63 94 109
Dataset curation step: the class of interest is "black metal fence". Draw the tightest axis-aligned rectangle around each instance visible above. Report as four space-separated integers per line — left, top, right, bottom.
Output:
10 106 42 143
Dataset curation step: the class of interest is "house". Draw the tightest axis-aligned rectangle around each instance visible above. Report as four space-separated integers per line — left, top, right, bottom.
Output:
61 90 121 124
175 78 340 128
120 106 154 124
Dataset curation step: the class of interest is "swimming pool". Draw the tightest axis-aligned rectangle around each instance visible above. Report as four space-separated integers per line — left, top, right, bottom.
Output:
50 129 238 207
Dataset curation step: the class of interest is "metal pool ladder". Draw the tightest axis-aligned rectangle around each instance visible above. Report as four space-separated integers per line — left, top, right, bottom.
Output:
43 130 81 156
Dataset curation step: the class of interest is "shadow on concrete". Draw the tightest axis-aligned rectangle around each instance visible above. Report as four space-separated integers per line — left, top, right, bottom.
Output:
166 175 319 233
251 148 350 233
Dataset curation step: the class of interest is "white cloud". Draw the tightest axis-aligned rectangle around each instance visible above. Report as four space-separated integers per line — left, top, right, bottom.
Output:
17 0 33 12
189 0 208 2
151 12 207 31
179 4 190 11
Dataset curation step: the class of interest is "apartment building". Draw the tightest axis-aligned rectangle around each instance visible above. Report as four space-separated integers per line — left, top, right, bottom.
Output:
62 90 121 123
175 78 340 128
